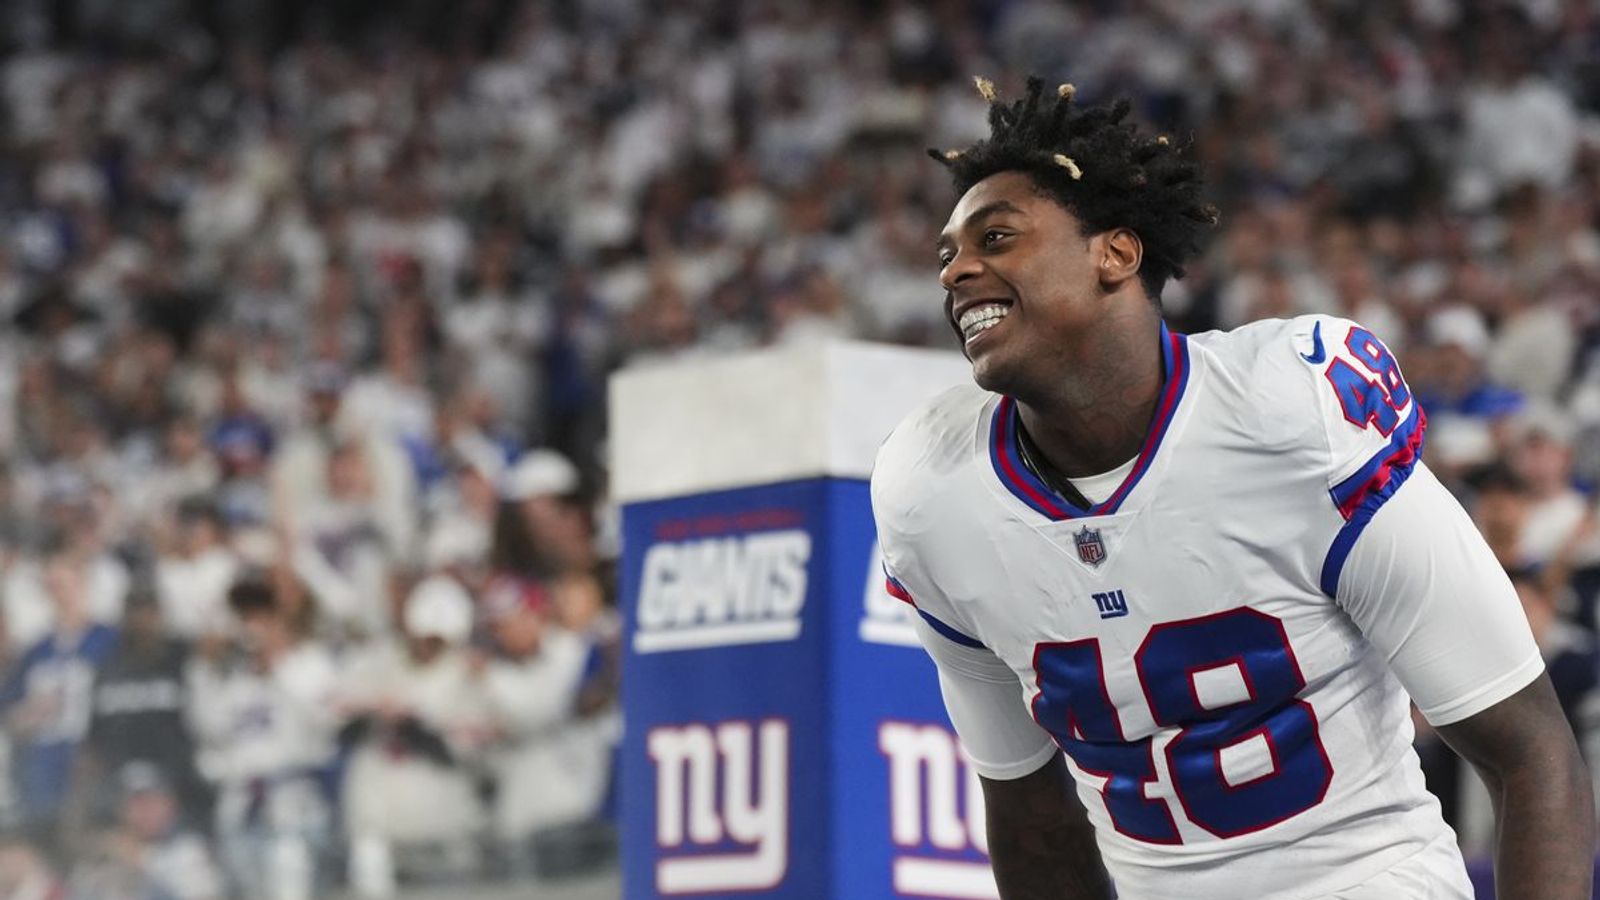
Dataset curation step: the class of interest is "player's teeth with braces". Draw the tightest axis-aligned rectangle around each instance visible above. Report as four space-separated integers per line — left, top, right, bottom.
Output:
960 305 1009 337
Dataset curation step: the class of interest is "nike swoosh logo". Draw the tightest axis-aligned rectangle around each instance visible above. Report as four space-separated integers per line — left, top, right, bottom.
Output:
1300 321 1326 364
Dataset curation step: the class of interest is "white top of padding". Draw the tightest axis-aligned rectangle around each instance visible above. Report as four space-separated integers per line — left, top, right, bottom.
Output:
608 341 970 503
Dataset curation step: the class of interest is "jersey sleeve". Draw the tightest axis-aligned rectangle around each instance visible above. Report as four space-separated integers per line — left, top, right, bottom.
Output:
1335 462 1544 725
871 418 1058 779
913 615 1060 780
869 420 986 650
1307 317 1425 511
1294 317 1542 723
1292 316 1428 595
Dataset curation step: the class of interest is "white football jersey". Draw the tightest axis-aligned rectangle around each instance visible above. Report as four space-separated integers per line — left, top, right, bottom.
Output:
871 317 1542 899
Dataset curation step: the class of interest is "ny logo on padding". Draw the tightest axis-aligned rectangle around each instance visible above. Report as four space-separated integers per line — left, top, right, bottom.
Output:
648 719 789 893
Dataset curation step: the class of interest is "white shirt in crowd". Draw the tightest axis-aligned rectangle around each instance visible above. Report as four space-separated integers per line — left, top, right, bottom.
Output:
484 626 615 840
2 554 127 651
154 547 239 640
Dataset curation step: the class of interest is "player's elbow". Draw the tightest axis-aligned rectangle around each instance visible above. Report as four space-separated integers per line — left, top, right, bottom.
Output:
1538 726 1596 842
1484 713 1589 799
1437 675 1595 834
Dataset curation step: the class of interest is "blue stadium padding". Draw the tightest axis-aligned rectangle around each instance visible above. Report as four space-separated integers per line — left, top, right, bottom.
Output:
619 477 993 899
612 342 989 900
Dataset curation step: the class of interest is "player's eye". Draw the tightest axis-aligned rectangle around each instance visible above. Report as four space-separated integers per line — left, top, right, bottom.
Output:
937 250 954 268
983 229 1010 247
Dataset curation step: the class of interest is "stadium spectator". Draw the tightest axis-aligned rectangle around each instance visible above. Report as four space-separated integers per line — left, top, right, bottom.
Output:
271 363 418 585
338 576 491 897
208 426 274 535
340 312 437 450
0 829 61 900
1469 464 1534 570
285 441 394 639
2 511 128 656
188 580 337 900
1511 404 1599 568
0 553 119 855
442 236 548 440
494 450 592 580
1412 304 1525 421
420 460 500 593
406 386 516 520
127 417 223 538
479 576 606 857
1456 33 1583 207
550 572 622 721
152 500 238 642
66 761 223 900
1509 566 1600 735
69 589 209 843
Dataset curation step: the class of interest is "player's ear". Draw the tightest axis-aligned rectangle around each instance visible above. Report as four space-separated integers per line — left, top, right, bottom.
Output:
1096 228 1143 290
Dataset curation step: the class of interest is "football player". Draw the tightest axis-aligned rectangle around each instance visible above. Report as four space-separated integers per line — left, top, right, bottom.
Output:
872 76 1594 899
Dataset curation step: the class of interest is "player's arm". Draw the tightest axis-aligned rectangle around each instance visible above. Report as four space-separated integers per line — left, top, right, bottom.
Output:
1434 676 1594 900
1337 463 1594 899
910 616 1112 899
872 437 1108 897
981 756 1111 900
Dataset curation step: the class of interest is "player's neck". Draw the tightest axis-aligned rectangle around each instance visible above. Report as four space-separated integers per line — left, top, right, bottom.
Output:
1014 319 1165 478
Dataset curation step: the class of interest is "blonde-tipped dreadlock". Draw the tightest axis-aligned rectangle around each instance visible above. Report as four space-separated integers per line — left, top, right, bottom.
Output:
928 75 1216 299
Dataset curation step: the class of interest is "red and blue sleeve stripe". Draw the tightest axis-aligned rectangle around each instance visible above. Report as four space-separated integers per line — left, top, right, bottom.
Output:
884 573 916 605
1319 406 1427 596
883 568 985 649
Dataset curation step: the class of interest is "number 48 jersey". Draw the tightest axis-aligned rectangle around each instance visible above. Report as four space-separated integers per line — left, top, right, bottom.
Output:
870 316 1542 899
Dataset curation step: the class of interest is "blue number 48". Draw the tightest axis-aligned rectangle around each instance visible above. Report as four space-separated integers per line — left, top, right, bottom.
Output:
1325 326 1411 435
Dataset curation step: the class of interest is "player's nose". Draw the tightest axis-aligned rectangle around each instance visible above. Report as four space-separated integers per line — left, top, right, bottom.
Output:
938 246 983 292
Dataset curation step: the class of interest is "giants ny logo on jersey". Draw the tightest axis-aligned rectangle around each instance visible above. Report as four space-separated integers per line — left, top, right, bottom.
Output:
859 540 920 647
1093 589 1129 619
648 720 789 894
880 722 999 900
634 530 812 653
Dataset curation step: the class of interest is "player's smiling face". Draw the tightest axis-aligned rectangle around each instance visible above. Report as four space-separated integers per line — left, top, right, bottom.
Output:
937 170 1110 396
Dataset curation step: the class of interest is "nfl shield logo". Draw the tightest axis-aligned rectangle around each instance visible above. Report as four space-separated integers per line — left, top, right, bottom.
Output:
1075 526 1107 567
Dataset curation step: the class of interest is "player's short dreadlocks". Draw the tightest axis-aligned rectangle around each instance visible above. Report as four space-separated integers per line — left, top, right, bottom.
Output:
931 76 1219 299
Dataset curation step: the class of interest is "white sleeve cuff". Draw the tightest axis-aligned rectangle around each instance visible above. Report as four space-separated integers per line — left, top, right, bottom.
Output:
964 738 1060 782
1338 463 1546 724
1419 651 1545 726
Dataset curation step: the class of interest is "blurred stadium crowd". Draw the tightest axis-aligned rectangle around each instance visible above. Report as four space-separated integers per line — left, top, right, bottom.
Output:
0 0 1596 896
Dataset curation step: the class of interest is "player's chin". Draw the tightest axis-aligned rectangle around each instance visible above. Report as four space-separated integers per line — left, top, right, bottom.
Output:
966 346 1014 393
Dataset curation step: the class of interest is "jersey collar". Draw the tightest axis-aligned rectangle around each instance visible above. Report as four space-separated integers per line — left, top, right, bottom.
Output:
988 322 1191 520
